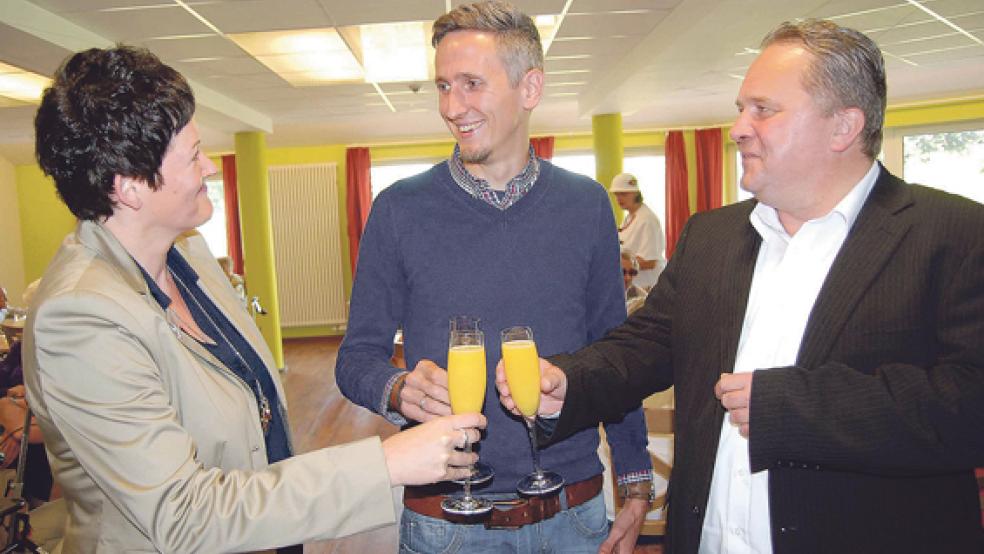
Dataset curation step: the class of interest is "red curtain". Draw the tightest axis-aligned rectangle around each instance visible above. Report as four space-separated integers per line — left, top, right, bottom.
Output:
221 155 244 275
530 136 555 160
345 147 373 274
695 128 723 212
664 131 690 259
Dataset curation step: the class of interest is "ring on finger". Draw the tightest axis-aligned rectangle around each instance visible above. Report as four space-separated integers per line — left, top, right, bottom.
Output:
419 396 426 410
460 429 469 448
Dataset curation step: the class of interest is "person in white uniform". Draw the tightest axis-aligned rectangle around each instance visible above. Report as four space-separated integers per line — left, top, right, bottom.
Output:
611 173 665 290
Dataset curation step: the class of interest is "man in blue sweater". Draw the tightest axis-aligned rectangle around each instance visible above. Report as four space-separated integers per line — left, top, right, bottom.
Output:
335 2 653 552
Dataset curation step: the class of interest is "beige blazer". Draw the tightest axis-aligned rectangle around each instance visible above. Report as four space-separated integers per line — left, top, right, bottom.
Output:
24 221 396 553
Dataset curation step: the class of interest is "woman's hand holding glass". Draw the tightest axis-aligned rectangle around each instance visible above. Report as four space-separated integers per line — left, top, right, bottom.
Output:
441 318 495 515
381 413 486 486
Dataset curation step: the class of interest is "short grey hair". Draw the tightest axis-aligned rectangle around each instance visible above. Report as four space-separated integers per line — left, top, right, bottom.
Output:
762 19 886 158
432 1 543 86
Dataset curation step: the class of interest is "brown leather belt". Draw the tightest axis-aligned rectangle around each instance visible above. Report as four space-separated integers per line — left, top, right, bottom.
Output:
403 474 603 529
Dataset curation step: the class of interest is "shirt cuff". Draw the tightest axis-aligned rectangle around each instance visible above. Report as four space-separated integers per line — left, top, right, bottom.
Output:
380 371 409 426
616 469 654 487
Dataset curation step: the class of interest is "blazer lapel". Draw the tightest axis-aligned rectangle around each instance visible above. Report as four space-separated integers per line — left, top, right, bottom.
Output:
720 203 761 374
797 166 914 368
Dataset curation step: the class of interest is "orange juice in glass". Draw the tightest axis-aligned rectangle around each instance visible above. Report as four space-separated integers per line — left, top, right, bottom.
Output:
441 321 493 516
500 339 540 417
448 342 486 415
500 326 564 496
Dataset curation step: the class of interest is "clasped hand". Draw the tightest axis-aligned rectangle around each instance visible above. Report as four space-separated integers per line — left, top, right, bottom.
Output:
714 372 753 438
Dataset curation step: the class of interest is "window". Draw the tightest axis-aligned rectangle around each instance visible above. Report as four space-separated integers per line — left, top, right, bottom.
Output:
551 151 666 221
624 154 665 225
550 153 596 181
903 128 984 205
735 150 753 202
197 176 228 257
370 162 436 198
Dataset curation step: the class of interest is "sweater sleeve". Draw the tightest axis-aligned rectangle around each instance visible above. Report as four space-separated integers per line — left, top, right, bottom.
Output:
585 187 654 479
335 192 409 425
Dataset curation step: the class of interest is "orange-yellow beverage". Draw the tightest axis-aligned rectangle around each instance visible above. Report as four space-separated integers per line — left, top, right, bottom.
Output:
447 344 487 414
501 339 540 417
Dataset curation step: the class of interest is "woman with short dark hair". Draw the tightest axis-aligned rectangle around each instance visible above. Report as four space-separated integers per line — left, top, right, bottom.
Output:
25 45 484 553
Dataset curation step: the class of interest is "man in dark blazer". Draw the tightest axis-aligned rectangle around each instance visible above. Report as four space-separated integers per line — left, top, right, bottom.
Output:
496 19 984 554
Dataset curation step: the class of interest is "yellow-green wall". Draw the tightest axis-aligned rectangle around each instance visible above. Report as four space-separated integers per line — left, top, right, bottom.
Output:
885 97 984 128
15 165 75 284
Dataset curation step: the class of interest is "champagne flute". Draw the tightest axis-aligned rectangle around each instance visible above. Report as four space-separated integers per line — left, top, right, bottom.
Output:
500 326 564 496
448 316 493 484
441 324 493 516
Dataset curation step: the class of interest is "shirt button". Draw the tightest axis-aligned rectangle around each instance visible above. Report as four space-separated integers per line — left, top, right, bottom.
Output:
731 527 743 536
691 504 701 515
251 445 260 452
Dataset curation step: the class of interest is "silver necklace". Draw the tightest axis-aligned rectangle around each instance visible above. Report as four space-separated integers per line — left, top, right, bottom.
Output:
170 270 272 435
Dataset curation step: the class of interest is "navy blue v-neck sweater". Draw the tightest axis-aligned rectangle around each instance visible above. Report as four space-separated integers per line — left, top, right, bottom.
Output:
337 160 650 494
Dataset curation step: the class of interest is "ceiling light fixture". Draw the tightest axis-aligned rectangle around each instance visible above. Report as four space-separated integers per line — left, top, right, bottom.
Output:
230 29 365 85
0 61 51 105
358 21 432 83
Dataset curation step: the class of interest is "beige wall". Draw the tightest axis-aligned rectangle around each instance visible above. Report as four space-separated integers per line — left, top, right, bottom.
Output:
0 155 25 304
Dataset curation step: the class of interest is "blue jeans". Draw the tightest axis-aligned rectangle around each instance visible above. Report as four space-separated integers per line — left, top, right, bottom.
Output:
399 492 608 553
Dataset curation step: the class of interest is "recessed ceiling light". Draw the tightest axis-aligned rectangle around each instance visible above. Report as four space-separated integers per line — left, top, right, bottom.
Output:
357 21 432 83
0 61 51 105
229 29 364 84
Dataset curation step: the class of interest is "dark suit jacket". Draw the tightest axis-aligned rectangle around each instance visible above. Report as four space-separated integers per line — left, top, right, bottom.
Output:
550 166 984 554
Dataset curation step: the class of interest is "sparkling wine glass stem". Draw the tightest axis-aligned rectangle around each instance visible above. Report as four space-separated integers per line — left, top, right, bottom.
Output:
462 441 474 498
525 418 544 479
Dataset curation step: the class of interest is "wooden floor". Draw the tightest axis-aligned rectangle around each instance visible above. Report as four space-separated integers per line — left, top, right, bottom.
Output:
281 336 663 553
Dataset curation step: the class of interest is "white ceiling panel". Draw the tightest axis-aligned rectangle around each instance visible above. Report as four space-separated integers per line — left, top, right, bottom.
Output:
888 33 980 55
924 0 984 18
557 11 670 38
901 45 984 64
319 0 445 26
548 36 639 57
950 12 984 29
139 35 245 61
195 0 335 33
571 0 682 13
867 19 952 42
62 6 215 41
173 56 274 76
30 0 174 12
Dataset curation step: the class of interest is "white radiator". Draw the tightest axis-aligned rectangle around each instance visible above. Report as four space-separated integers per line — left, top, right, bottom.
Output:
268 163 347 327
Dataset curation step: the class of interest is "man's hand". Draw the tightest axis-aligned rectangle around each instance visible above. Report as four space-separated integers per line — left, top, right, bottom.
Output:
715 372 753 438
494 357 567 417
599 497 648 553
398 359 451 422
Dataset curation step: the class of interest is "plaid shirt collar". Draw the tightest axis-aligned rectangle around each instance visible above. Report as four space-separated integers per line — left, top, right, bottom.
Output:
448 144 540 210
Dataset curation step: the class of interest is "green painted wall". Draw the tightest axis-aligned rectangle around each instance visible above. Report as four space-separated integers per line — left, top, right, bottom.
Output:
235 132 284 367
15 164 75 283
592 114 625 224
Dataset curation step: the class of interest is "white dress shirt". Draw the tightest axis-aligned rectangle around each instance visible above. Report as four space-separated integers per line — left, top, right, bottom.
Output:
698 162 880 554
